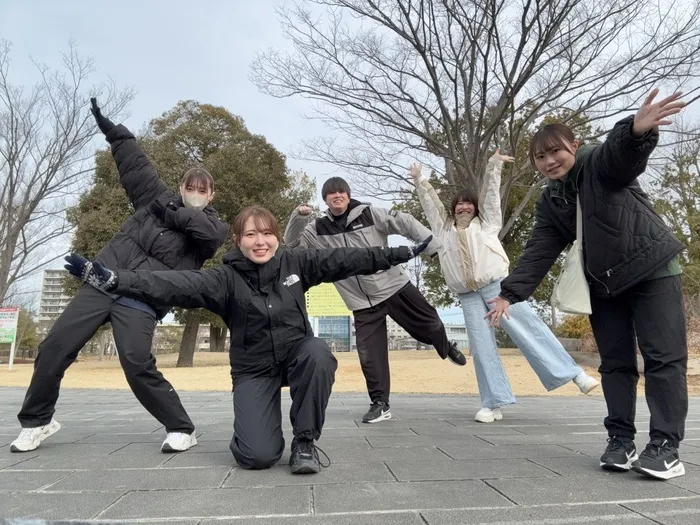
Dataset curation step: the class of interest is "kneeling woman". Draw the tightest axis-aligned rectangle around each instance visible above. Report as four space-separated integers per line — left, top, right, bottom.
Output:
64 206 430 474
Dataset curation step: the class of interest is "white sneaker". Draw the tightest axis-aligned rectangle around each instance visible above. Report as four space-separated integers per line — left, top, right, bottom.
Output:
573 372 600 394
10 420 62 452
161 432 197 453
475 408 503 423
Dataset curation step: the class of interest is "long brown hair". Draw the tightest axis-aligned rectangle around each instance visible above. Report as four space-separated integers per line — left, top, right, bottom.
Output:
232 206 281 245
528 123 577 166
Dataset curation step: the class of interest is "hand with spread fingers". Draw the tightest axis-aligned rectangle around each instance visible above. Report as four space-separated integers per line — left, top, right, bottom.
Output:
409 162 422 181
632 88 686 136
493 148 515 164
484 296 511 328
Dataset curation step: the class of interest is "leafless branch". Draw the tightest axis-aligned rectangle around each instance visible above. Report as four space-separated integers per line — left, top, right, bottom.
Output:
251 0 700 238
0 40 135 303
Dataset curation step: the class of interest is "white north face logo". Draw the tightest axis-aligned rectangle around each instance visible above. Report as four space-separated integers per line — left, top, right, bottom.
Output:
283 274 300 287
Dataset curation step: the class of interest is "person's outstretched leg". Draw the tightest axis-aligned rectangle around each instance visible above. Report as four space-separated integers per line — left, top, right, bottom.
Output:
630 276 687 480
388 283 466 365
354 303 392 423
458 290 515 422
12 287 111 452
481 281 599 394
229 372 284 470
110 303 195 452
286 337 338 474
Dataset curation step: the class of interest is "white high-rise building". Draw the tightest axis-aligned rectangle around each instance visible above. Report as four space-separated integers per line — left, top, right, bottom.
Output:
38 269 72 325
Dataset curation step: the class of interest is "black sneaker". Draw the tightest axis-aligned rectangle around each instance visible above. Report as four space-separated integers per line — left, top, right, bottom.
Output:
599 436 638 471
447 340 467 366
632 439 685 480
289 438 330 475
362 401 391 424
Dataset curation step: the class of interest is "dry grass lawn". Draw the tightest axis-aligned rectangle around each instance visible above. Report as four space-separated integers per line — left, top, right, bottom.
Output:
2 349 698 396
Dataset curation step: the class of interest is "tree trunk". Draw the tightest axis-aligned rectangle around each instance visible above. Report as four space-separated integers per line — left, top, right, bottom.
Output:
209 325 227 352
177 310 202 367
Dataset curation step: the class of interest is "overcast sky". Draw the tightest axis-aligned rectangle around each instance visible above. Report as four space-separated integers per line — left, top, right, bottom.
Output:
1 0 339 182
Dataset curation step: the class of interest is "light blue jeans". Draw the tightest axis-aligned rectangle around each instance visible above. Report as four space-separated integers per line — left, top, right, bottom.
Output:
458 280 583 409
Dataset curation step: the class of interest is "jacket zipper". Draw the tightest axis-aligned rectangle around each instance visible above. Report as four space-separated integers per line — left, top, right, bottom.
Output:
585 257 611 296
579 218 611 296
258 266 279 368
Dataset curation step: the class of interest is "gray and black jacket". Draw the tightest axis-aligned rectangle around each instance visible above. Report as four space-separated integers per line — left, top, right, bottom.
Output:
284 199 441 311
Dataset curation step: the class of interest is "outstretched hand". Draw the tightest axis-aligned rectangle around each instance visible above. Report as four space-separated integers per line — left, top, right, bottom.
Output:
90 97 116 135
493 148 515 164
633 89 685 136
411 235 433 258
409 162 422 181
64 253 118 292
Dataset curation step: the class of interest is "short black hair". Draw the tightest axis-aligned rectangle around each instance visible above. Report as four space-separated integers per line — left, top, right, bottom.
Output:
451 188 479 217
321 177 351 200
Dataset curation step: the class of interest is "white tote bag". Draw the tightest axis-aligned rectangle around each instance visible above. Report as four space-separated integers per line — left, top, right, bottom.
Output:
551 196 592 315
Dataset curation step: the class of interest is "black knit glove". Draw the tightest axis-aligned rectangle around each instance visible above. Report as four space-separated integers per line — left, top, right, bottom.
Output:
387 236 433 266
411 235 433 257
64 253 118 292
90 98 116 135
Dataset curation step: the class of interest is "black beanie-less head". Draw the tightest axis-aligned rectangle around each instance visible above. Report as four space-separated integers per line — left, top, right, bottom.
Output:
321 176 351 200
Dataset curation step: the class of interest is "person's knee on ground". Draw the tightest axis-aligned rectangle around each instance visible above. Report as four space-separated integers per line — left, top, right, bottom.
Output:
229 434 284 470
292 337 338 375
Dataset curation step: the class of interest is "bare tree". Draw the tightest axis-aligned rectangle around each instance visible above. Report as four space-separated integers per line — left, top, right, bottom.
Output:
0 40 134 304
251 0 700 239
648 119 700 313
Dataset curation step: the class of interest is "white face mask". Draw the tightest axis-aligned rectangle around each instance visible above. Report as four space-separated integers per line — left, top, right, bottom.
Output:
182 193 209 211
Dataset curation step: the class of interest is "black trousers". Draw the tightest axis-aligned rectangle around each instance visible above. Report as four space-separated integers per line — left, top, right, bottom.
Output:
17 286 194 433
228 337 337 470
353 282 452 404
589 275 688 447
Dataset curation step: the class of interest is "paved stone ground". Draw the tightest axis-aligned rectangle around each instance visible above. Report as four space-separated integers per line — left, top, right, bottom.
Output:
0 387 699 524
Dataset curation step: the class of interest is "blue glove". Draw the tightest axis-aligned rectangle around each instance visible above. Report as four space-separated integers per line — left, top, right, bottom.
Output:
64 253 118 292
411 235 433 258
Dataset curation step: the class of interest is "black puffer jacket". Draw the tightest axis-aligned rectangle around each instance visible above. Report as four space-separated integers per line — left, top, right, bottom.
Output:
500 116 684 304
94 124 229 317
113 245 411 375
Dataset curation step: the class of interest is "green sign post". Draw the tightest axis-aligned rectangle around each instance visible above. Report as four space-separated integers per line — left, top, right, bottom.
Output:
0 307 19 370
